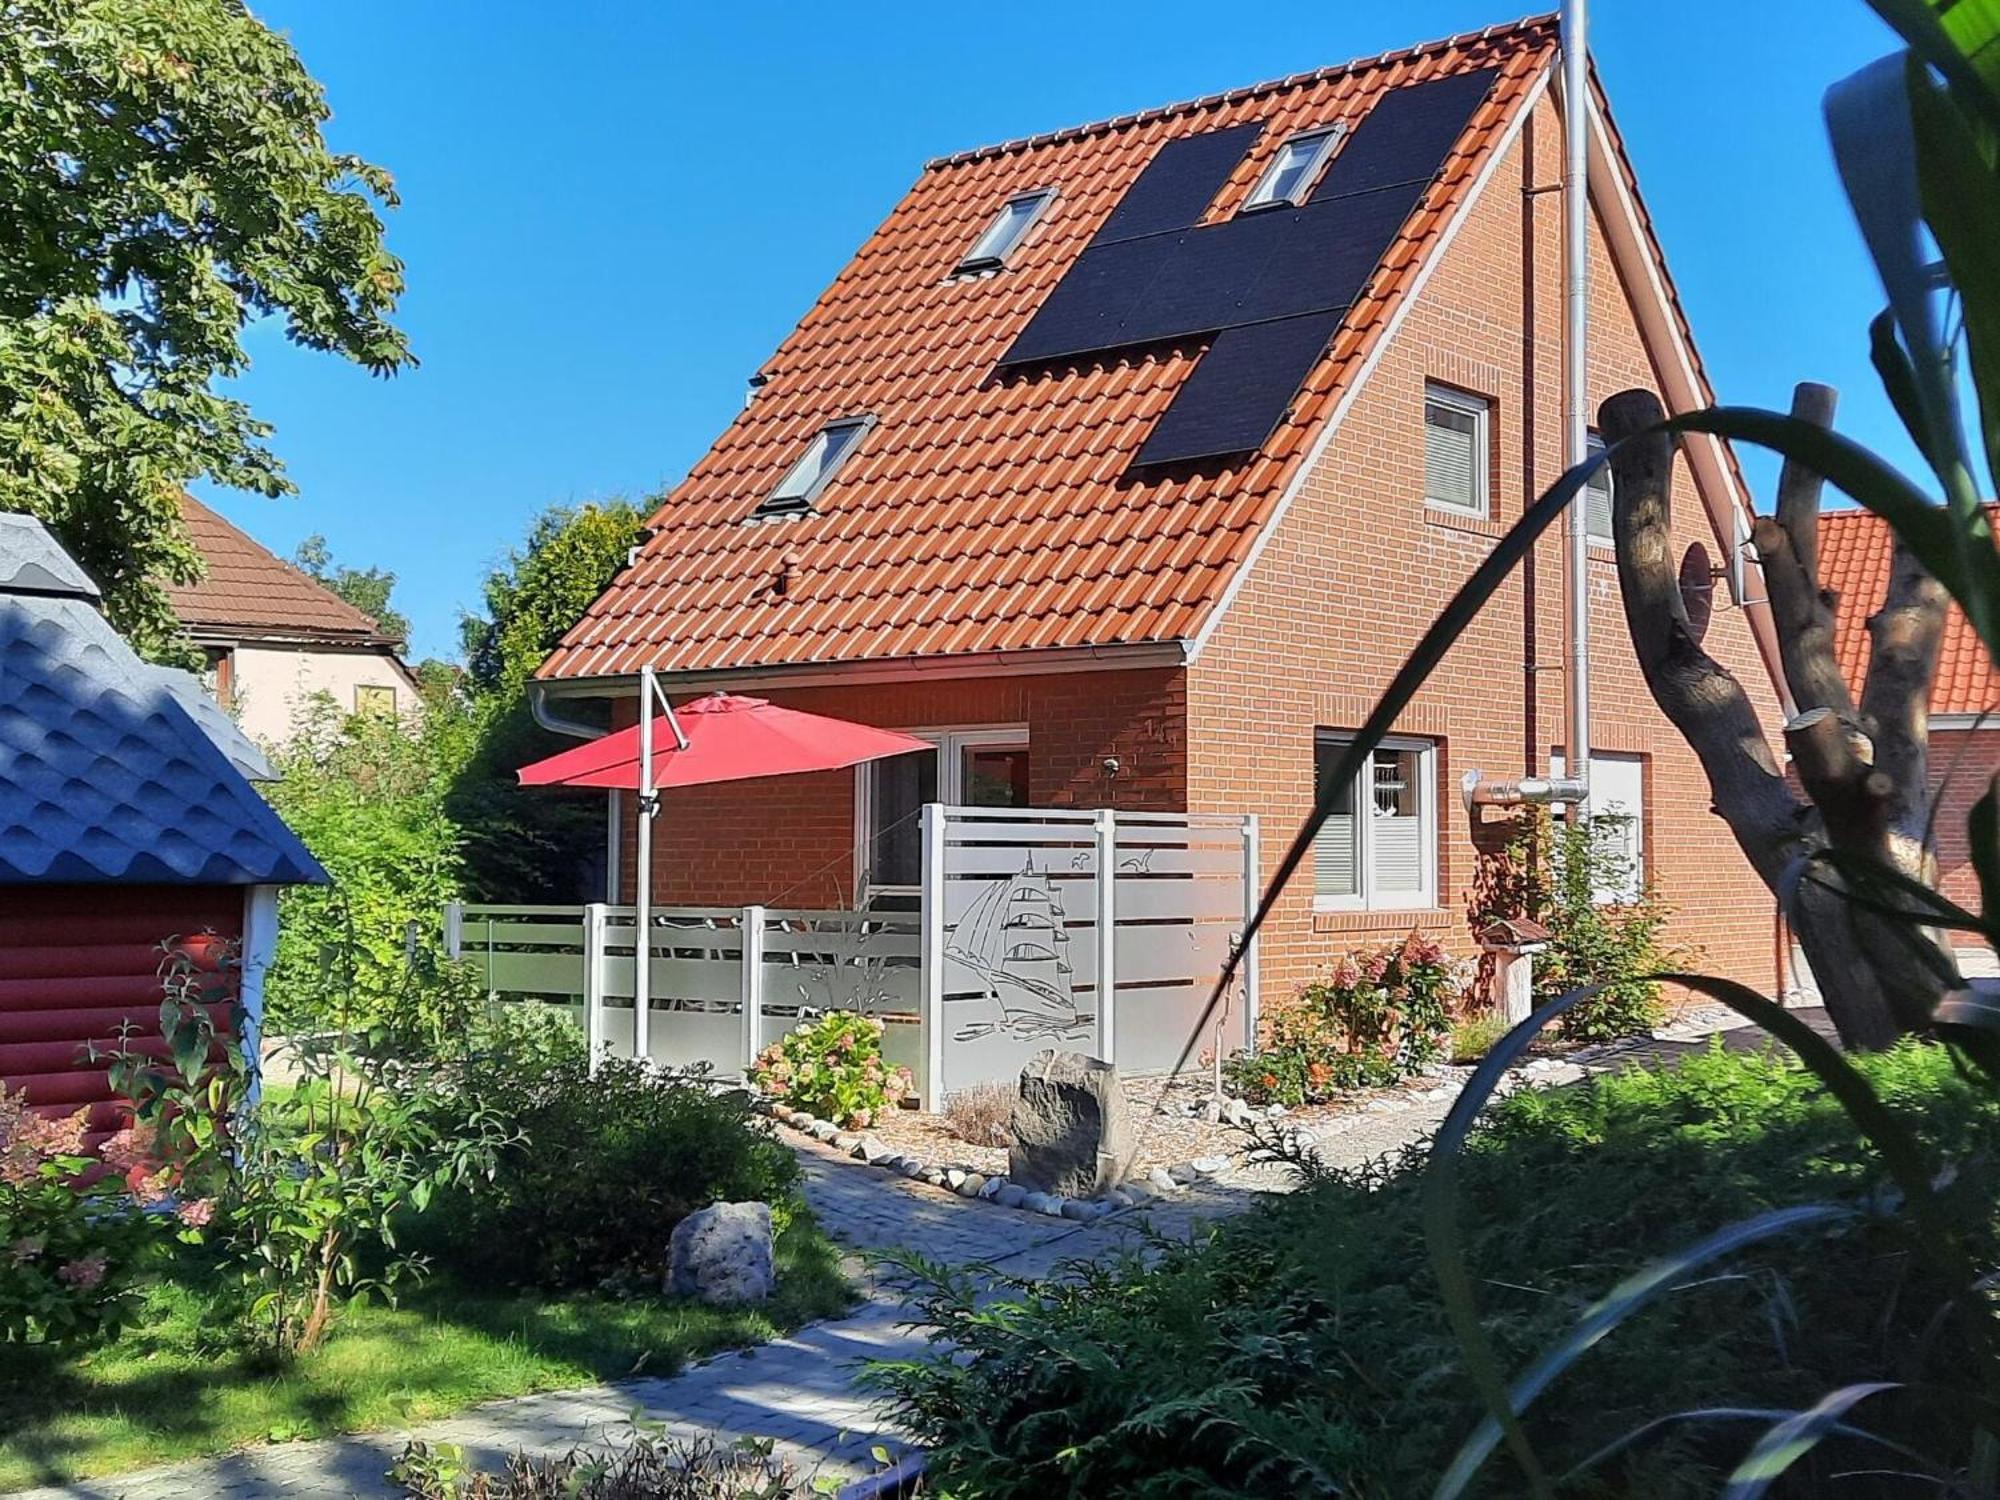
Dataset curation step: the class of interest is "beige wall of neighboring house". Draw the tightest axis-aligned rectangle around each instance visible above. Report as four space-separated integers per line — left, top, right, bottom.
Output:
224 642 418 746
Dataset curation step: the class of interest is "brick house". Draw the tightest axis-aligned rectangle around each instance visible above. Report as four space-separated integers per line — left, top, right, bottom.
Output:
533 17 1793 1001
1817 508 2000 951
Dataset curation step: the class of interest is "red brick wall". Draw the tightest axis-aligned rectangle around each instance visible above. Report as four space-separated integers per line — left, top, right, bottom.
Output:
1930 727 2000 916
1187 94 1790 1000
621 668 1188 907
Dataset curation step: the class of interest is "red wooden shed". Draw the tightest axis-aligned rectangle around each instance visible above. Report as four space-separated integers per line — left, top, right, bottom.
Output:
0 514 326 1143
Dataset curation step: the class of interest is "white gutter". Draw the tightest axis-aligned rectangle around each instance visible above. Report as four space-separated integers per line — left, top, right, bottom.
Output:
529 679 606 739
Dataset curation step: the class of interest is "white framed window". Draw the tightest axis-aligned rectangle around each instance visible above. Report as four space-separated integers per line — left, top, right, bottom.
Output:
1243 126 1343 211
957 189 1054 273
1424 384 1490 518
1584 432 1613 545
856 726 1030 895
753 416 872 519
1313 733 1437 911
1551 750 1645 903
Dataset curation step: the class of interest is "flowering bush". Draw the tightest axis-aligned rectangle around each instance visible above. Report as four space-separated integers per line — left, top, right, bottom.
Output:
1224 932 1464 1106
0 1087 153 1343
752 1012 912 1129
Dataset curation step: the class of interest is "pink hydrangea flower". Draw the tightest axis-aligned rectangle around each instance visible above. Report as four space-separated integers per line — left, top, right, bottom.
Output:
9 1235 45 1266
175 1197 216 1229
57 1251 107 1290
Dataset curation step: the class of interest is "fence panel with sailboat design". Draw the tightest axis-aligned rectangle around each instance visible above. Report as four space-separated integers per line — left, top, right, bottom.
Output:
925 806 1258 1100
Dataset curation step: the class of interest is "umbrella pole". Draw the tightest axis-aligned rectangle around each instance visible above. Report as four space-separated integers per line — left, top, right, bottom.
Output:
635 669 653 1066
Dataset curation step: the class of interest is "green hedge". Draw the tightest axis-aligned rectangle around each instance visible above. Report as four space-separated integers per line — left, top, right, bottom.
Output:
876 1041 2000 1497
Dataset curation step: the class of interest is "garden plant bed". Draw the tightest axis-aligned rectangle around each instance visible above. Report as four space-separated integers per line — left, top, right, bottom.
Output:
0 1218 851 1494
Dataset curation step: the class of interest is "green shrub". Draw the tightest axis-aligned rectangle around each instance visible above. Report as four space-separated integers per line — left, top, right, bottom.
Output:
1471 809 1683 1045
417 1055 800 1291
391 1431 815 1499
874 1041 2000 1497
1449 1013 1508 1064
751 1011 911 1129
1223 932 1460 1104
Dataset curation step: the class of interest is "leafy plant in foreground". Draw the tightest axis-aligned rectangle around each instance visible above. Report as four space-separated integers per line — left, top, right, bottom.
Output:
752 1011 912 1129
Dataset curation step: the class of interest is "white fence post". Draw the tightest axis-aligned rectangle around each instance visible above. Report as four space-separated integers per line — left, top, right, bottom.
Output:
740 905 765 1075
1094 807 1117 1066
443 900 463 961
1241 814 1261 1050
582 902 608 1075
919 802 945 1112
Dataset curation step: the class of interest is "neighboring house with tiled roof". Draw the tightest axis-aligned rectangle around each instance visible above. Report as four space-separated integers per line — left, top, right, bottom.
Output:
1 513 324 1143
169 495 420 746
1817 507 2000 920
536 16 1792 996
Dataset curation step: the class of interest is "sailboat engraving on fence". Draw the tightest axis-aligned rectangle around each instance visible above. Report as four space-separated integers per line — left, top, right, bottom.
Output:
945 858 1093 1042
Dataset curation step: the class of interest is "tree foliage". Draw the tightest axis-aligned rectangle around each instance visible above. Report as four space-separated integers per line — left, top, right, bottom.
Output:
0 0 411 657
293 534 410 642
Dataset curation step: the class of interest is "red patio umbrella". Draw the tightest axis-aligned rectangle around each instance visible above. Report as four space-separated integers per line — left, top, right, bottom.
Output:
517 690 932 790
517 677 933 1068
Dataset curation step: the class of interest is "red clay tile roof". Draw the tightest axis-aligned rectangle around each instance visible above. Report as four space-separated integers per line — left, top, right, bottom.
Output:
540 16 1561 681
168 496 400 645
1817 507 2000 717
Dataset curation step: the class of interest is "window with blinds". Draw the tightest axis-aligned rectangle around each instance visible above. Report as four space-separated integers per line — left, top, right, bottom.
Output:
1584 432 1613 544
1424 384 1489 517
1313 733 1436 910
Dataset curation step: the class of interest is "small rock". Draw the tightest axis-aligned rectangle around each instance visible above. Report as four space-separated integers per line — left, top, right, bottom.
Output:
956 1172 987 1198
1221 1096 1254 1128
944 1168 969 1191
920 1166 947 1187
1020 1190 1056 1214
1264 1102 1289 1119
1168 1162 1200 1186
832 1132 859 1151
1189 1155 1230 1178
996 1183 1028 1209
1037 1194 1067 1217
1200 1100 1223 1125
1106 1187 1135 1209
978 1175 1006 1200
667 1202 774 1305
810 1119 841 1141
853 1134 893 1165
1059 1198 1092 1220
899 1158 927 1178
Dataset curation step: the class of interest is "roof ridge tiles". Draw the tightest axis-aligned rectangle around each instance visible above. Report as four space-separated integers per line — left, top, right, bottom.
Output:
925 12 1555 169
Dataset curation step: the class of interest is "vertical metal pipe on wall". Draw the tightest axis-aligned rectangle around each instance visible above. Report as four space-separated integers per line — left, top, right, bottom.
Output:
1561 0 1592 804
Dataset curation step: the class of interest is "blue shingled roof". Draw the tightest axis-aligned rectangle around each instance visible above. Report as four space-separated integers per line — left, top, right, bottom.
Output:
0 515 327 886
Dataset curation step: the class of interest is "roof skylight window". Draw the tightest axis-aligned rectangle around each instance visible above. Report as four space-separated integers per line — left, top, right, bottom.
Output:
1242 126 1344 211
955 189 1054 273
753 416 872 519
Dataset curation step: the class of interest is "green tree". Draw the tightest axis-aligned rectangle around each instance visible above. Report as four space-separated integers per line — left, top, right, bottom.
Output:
0 0 412 658
293 534 411 642
451 500 646 901
263 686 472 1033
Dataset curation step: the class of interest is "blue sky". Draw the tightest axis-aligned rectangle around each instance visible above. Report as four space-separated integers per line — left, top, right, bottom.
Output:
207 2 1908 660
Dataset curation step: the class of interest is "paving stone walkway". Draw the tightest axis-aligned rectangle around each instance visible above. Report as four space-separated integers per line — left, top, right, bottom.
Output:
15 1003 1818 1499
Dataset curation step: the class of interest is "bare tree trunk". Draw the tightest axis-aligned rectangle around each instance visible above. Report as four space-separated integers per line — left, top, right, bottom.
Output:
1598 387 1947 1049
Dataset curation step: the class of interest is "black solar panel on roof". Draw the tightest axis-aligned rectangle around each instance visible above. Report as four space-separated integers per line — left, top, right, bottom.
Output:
998 67 1499 466
1134 310 1344 466
1091 122 1264 245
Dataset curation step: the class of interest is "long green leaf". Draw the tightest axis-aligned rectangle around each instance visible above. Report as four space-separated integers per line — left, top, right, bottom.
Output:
1566 1406 1939 1486
1866 0 2000 131
1664 406 2000 662
1435 1205 1851 1499
1721 1382 1901 1498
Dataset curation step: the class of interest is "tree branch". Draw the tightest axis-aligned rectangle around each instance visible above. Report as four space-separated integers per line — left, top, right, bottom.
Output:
1860 524 1951 854
1754 383 1852 716
1599 389 1804 887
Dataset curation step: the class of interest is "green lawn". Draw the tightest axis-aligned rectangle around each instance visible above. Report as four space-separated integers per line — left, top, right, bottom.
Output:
0 1217 852 1493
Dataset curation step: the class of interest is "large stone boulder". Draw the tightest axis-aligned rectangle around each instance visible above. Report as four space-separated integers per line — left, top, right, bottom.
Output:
1008 1049 1130 1197
666 1202 775 1305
